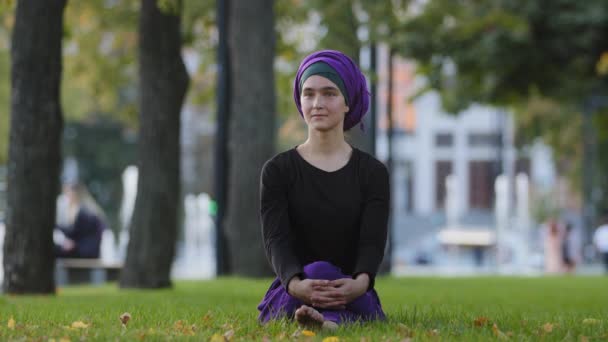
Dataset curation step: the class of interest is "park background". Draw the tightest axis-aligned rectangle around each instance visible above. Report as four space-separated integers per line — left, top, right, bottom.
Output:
0 0 607 340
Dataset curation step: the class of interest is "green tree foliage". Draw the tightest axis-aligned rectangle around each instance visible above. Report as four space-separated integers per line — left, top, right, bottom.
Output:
400 0 608 111
0 10 13 164
62 1 139 125
399 0 608 200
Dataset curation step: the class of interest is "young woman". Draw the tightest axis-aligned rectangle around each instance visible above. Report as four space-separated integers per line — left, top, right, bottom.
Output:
54 182 106 259
258 50 390 329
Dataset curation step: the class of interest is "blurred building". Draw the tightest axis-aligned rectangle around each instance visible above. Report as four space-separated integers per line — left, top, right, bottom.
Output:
375 49 526 217
372 46 557 268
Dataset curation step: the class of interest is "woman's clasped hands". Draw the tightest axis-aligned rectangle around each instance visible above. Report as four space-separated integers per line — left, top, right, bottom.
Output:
288 274 369 310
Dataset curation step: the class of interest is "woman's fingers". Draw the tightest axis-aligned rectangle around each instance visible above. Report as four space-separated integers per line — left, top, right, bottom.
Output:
311 291 345 309
312 300 347 309
312 287 343 298
328 278 347 287
309 279 330 287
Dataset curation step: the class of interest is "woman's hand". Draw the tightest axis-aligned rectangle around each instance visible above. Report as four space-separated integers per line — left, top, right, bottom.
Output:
321 273 369 306
288 277 332 306
292 273 370 309
62 238 76 252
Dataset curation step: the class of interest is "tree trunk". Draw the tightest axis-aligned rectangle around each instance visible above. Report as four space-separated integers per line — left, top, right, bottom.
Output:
317 0 372 153
378 48 394 274
224 0 275 277
3 0 66 294
119 0 189 288
214 0 231 275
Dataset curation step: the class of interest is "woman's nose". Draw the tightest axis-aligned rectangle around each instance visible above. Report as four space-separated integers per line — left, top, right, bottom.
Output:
312 95 324 108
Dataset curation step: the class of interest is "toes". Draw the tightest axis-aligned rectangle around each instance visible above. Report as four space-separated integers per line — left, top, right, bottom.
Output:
322 321 338 331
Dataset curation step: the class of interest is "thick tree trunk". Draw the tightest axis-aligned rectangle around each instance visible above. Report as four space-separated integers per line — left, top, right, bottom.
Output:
224 0 275 276
318 0 372 153
119 0 189 288
3 0 66 294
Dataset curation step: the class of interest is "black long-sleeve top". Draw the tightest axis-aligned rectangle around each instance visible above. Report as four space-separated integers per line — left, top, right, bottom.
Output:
58 208 105 258
260 146 390 291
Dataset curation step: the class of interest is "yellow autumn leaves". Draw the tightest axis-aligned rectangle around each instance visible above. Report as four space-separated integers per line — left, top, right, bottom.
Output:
7 317 15 329
298 330 340 342
3 315 604 340
597 52 608 76
473 317 604 340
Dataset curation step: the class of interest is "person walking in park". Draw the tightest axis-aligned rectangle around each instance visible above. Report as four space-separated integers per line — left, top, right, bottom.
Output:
593 211 608 274
543 218 565 274
257 50 390 329
54 182 106 259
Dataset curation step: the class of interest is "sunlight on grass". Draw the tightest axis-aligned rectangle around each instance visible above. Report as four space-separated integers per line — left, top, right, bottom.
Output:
1 276 607 341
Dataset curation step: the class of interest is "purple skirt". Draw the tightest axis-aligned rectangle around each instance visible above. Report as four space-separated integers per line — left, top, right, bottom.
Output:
257 261 386 324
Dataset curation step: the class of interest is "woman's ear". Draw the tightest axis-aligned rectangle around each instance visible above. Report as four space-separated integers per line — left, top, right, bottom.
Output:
345 106 350 113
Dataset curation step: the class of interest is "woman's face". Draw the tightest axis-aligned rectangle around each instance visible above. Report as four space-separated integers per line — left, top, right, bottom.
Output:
300 75 349 132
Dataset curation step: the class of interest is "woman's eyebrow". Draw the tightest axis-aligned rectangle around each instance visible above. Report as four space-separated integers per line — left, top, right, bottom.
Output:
302 86 339 91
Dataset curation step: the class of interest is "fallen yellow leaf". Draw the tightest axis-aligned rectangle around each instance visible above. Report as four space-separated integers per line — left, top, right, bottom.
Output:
173 320 195 336
492 323 509 340
59 338 71 342
209 333 224 342
580 335 589 342
224 329 235 341
426 329 439 337
120 312 131 326
474 317 489 327
7 317 15 329
597 52 608 76
543 323 554 333
323 337 340 342
582 318 600 325
302 330 316 337
397 323 414 337
71 321 89 329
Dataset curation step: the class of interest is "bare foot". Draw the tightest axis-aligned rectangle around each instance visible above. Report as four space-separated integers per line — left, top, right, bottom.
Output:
295 305 324 328
322 320 338 331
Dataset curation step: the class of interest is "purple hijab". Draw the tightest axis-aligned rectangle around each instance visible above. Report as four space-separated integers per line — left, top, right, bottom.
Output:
293 50 370 131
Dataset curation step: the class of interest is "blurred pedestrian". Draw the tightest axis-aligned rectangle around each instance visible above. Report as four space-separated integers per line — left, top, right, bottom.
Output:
54 182 106 258
257 50 388 330
543 218 564 274
561 222 580 273
593 211 608 274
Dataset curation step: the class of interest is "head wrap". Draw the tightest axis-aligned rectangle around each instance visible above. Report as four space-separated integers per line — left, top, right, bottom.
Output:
294 50 369 131
299 62 349 106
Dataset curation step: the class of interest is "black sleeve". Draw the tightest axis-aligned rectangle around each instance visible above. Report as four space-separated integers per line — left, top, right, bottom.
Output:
260 158 303 290
353 162 390 290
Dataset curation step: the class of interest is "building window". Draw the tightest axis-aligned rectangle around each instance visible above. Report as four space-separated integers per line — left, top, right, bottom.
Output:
435 133 453 147
469 160 498 209
468 133 502 147
435 160 453 209
515 157 530 175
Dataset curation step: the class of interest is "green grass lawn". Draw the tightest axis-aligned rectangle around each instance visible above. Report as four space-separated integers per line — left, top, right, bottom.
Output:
1 276 607 341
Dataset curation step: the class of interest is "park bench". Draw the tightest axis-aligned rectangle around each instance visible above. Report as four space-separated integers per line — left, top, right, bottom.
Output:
437 227 496 267
55 258 123 285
